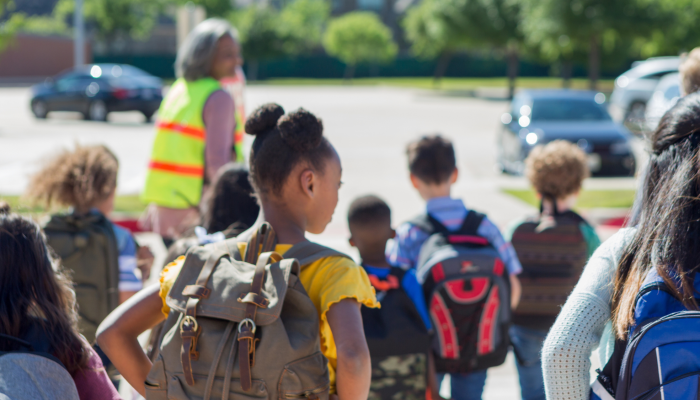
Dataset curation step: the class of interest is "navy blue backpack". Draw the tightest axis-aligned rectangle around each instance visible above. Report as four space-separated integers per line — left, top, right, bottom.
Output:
592 269 700 400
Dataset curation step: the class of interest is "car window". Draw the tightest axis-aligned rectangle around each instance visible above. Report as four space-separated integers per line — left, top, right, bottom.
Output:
120 65 151 77
531 99 611 121
642 70 677 80
664 84 680 100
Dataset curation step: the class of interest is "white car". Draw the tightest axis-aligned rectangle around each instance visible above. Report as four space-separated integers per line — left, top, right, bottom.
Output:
609 57 680 126
644 73 680 132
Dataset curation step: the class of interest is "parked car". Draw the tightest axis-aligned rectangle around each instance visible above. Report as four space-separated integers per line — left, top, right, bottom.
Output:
644 73 680 133
30 64 163 122
498 90 636 177
609 56 680 126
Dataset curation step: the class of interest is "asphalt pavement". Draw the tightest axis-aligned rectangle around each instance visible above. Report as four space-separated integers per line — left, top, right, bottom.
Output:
0 84 637 399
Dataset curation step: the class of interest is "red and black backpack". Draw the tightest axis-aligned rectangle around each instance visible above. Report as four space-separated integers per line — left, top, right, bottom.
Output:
413 211 511 374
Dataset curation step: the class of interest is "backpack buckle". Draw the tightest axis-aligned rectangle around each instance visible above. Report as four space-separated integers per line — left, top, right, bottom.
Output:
180 315 199 333
238 318 257 335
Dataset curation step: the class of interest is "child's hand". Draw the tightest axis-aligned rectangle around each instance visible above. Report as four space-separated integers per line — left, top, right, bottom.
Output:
329 395 339 400
137 245 155 282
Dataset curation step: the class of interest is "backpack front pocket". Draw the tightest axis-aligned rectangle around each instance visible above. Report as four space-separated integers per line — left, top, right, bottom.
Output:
278 352 330 400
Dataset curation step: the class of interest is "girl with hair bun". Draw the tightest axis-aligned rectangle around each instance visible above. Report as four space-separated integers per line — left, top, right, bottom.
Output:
96 104 377 400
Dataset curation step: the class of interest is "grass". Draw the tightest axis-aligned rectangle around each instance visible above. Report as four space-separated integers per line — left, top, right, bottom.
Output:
502 188 636 209
0 195 147 216
251 77 615 92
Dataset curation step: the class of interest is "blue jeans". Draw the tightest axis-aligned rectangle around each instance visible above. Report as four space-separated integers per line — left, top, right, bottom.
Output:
510 325 547 400
437 371 488 400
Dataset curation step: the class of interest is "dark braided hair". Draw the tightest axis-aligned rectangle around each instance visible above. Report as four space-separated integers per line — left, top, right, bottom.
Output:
245 103 334 198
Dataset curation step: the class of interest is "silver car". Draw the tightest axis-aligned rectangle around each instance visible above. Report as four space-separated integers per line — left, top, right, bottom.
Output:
609 57 680 126
644 73 680 133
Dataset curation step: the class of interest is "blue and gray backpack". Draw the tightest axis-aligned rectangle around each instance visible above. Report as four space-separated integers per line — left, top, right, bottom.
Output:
592 269 700 400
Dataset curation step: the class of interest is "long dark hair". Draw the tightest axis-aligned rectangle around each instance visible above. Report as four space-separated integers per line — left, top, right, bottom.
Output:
612 92 700 339
0 212 88 373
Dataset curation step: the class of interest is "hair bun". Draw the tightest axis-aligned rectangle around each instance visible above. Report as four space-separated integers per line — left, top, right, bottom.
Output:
277 108 323 152
245 103 285 136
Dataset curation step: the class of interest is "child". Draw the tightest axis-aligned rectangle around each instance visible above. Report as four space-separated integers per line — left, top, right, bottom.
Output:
348 195 435 400
96 104 378 400
26 145 145 343
386 134 523 400
0 209 121 399
506 140 600 400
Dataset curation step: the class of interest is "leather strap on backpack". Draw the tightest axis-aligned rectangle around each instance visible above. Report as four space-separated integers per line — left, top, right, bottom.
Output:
179 242 229 386
238 251 283 391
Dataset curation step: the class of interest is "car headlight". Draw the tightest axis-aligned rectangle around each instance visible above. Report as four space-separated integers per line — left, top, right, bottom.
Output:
610 141 631 155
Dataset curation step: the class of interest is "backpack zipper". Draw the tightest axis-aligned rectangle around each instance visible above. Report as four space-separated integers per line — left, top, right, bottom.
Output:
284 385 328 399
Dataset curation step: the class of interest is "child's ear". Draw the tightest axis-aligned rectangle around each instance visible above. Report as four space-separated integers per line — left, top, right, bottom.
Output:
409 173 421 189
348 237 356 248
300 169 315 197
390 228 396 239
450 168 459 184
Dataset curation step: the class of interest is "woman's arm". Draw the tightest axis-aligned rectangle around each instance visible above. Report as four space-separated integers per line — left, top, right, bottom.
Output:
541 229 634 399
326 298 371 400
96 284 165 397
202 90 234 181
509 274 521 309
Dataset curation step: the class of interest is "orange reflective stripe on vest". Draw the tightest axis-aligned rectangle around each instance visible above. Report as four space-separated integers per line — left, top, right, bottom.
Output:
148 161 204 177
156 121 206 141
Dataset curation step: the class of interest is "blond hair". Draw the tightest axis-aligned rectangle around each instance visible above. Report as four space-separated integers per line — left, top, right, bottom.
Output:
525 140 589 199
679 48 700 96
26 145 118 213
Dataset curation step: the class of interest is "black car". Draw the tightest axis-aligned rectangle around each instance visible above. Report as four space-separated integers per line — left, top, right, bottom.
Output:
498 90 636 176
30 64 163 122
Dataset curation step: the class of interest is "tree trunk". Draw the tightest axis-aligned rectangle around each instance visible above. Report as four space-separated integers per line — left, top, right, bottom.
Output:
562 59 573 89
433 51 453 88
248 60 259 82
506 48 519 100
589 35 600 91
344 64 356 83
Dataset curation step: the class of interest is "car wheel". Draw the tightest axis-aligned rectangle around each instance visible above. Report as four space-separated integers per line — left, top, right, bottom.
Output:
88 100 108 121
141 110 155 122
32 100 48 119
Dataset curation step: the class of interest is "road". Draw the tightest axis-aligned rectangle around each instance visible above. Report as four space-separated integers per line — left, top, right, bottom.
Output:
0 85 635 399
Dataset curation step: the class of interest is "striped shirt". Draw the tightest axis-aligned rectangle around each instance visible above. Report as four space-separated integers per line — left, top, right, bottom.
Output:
386 197 522 275
111 222 143 292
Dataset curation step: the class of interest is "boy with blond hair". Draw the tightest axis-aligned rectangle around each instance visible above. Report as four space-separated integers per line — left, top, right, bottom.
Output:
506 140 601 400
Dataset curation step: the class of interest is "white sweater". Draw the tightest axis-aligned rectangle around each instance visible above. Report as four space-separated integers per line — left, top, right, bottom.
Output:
542 228 636 399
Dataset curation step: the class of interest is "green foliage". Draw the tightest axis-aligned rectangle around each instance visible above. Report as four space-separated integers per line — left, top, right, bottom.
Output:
636 0 700 57
54 0 166 43
229 5 286 62
520 0 668 62
278 0 330 54
323 12 397 67
403 0 466 59
180 0 232 17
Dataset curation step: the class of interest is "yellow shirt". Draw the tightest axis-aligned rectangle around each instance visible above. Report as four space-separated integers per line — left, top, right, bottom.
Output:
159 243 379 392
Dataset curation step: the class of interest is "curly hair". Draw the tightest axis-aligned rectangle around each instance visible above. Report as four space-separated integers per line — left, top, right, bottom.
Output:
680 48 700 96
245 103 334 198
525 140 589 199
0 212 88 374
26 145 118 213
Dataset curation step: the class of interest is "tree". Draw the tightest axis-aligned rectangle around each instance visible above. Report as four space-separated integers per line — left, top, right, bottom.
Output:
521 0 668 90
180 0 232 17
403 0 470 83
53 0 165 48
277 0 330 55
323 12 397 80
229 5 286 81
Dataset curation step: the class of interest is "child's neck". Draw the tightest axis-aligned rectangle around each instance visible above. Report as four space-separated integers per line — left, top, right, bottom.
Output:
361 255 391 268
419 186 451 202
257 205 307 245
541 197 574 215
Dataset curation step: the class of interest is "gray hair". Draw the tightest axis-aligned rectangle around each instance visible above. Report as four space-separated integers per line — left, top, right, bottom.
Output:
175 18 239 81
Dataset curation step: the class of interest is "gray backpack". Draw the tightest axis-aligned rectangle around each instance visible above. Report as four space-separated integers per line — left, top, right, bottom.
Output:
0 330 80 400
43 212 120 343
145 223 348 400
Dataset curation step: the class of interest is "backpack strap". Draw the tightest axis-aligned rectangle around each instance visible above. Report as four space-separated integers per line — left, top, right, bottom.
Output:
0 330 67 371
409 210 486 236
179 240 231 386
283 241 352 268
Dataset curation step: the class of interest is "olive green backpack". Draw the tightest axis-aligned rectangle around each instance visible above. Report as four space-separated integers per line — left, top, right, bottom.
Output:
43 213 120 343
146 223 348 400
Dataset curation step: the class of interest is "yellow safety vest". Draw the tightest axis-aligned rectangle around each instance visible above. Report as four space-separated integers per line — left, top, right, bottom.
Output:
141 77 221 209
